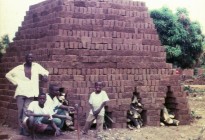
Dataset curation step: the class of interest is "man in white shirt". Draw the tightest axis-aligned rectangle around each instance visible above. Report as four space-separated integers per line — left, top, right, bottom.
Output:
5 53 49 135
82 81 109 135
45 84 75 130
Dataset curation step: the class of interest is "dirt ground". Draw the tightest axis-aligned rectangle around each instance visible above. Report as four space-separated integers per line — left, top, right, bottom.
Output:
1 87 205 140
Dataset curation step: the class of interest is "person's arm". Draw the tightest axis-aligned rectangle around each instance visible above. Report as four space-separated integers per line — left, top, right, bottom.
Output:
5 67 19 85
93 101 107 116
25 110 50 118
36 63 49 82
59 104 75 112
50 120 61 136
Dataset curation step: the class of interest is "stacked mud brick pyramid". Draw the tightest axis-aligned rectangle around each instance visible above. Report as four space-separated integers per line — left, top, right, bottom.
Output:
0 0 190 128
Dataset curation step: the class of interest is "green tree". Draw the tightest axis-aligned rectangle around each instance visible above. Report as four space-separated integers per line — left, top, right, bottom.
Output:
150 7 204 68
0 35 10 61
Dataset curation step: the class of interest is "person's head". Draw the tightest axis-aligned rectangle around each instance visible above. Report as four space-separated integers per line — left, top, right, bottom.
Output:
25 53 33 65
49 84 60 97
95 81 103 93
38 92 47 107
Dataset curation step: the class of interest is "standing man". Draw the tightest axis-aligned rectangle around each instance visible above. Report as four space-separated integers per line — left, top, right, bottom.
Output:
5 53 49 136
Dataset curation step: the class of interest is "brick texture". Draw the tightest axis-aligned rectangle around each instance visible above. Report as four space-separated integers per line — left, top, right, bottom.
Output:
0 0 190 128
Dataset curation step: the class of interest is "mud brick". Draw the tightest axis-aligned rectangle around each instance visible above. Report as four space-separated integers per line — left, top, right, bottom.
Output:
146 120 160 126
116 117 127 123
119 104 130 110
0 101 9 108
69 100 81 105
141 97 152 104
62 81 73 89
154 84 159 92
170 86 182 92
124 86 134 92
91 37 103 43
148 115 160 121
146 110 161 117
112 123 123 128
108 81 113 87
176 103 188 109
150 86 154 91
102 37 113 44
58 68 67 74
112 110 126 118
0 134 9 139
121 90 134 99
155 97 165 104
112 80 117 86
156 92 166 98
61 75 74 81
79 94 89 101
117 98 131 105
73 75 84 81
113 38 123 44
175 97 188 104
106 99 117 107
179 119 190 125
50 75 61 81
177 114 191 123
112 87 118 92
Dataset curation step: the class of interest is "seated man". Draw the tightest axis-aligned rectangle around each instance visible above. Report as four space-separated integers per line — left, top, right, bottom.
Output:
45 84 75 130
23 92 63 137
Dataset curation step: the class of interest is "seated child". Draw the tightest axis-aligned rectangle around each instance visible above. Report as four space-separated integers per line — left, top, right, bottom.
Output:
23 92 63 137
82 81 109 135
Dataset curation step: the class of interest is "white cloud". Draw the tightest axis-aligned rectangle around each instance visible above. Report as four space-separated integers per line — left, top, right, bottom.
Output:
0 0 45 40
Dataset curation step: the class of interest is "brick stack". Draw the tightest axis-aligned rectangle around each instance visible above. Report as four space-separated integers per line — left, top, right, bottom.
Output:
0 0 190 128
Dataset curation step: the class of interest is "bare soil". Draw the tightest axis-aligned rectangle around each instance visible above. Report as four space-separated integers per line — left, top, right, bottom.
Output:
1 87 205 140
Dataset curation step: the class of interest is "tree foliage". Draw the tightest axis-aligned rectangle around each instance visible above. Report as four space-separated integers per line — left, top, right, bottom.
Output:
0 35 10 61
150 7 204 68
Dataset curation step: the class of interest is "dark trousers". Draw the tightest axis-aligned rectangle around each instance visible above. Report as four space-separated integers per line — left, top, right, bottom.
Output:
16 95 33 128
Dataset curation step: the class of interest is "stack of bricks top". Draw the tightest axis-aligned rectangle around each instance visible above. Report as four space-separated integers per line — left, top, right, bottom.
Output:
0 0 190 128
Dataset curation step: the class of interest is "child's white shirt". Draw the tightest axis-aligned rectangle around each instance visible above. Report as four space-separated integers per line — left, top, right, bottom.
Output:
89 90 109 116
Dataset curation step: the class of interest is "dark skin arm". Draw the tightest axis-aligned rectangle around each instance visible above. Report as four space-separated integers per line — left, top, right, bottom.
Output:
40 75 48 82
59 104 75 113
91 101 107 117
25 110 50 118
50 120 61 136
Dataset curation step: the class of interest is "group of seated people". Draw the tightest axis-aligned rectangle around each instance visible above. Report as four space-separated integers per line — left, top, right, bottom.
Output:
23 84 75 137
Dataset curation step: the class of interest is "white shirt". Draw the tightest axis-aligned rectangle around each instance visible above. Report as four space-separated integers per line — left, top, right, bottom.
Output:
5 62 49 98
89 90 109 116
45 94 62 113
27 101 55 115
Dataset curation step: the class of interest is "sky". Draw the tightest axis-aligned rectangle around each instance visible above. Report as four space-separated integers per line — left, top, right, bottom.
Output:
0 0 205 41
